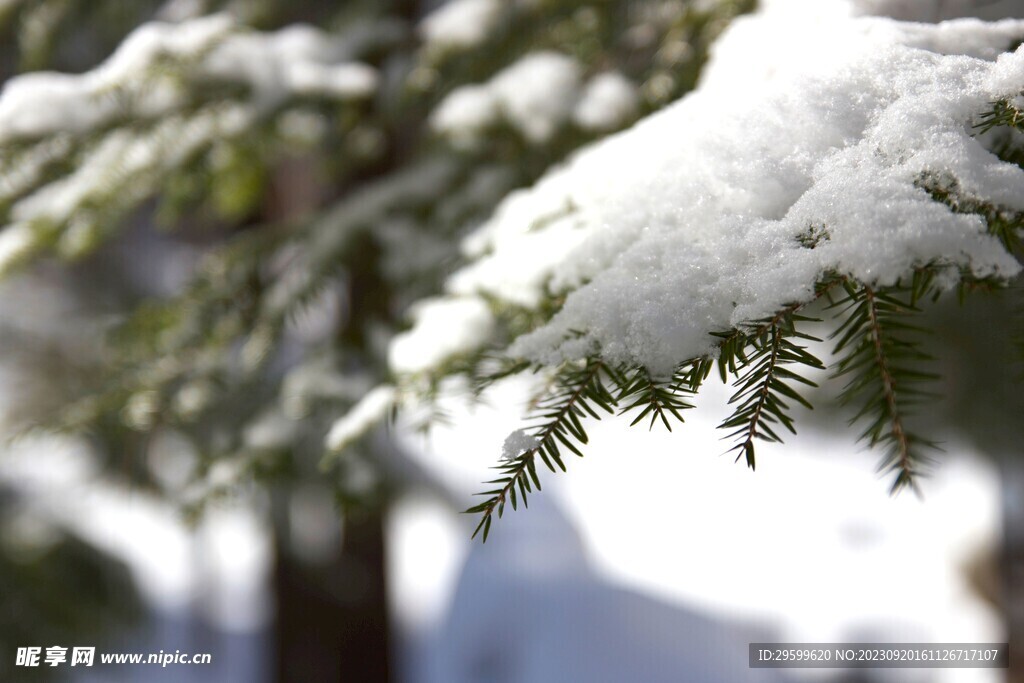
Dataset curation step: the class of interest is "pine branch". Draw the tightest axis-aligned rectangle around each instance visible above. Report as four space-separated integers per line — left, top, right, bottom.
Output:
974 97 1024 135
911 100 1024 260
717 311 824 469
829 281 938 492
466 352 534 397
710 277 844 468
615 363 700 431
466 358 614 541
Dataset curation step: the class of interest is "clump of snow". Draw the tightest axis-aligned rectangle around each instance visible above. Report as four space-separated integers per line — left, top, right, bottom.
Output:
490 52 583 143
419 0 503 51
407 0 1024 378
0 223 40 276
431 58 641 146
573 72 640 132
325 385 397 453
0 137 72 206
431 51 583 145
202 24 377 104
172 379 214 420
389 296 496 375
501 428 540 461
429 85 502 149
0 13 376 143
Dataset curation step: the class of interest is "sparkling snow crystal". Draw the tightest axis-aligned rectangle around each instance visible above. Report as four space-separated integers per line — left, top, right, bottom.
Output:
400 0 1024 378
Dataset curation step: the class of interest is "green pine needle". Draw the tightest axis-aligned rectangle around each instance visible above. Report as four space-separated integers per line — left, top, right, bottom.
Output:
717 311 824 470
467 358 614 542
615 364 700 432
829 282 939 493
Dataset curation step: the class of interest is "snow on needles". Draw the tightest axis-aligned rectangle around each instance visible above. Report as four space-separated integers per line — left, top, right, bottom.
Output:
398 0 1024 378
501 429 541 462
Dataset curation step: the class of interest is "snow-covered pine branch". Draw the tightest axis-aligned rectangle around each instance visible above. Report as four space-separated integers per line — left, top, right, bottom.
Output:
347 0 1024 536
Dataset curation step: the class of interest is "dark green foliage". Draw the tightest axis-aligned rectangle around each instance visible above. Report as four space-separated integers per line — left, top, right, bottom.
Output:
828 280 939 493
974 97 1024 135
717 312 825 470
615 364 699 431
465 356 718 539
466 359 614 542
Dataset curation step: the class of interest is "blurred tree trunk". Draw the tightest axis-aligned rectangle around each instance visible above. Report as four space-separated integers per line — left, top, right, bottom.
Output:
273 506 391 683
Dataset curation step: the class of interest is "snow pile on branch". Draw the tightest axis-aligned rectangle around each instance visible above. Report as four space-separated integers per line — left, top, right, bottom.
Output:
0 13 377 143
202 24 377 102
431 52 638 146
572 72 640 132
389 296 495 375
419 0 503 51
325 385 397 454
500 429 541 462
431 52 582 145
399 0 1024 377
0 223 37 274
